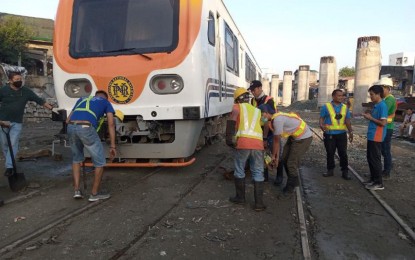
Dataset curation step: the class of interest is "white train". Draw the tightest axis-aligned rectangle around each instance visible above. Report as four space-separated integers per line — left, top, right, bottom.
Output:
53 0 262 166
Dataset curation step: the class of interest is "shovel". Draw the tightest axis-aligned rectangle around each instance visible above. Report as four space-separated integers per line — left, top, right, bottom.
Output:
0 121 27 192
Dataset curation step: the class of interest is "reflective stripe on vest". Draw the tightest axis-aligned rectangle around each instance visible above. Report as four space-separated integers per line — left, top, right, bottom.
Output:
74 96 104 131
385 94 397 124
271 112 306 138
236 103 263 140
325 102 347 130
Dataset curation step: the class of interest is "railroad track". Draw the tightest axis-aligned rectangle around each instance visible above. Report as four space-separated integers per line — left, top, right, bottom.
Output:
0 153 230 258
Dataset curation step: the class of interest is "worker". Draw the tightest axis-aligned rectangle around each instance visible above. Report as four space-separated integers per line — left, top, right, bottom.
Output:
66 90 116 202
0 72 53 176
226 87 266 211
319 89 353 180
248 80 282 183
378 77 396 180
259 104 313 194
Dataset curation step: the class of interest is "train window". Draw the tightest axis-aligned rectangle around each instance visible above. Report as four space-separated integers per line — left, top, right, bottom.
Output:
225 23 239 75
245 54 256 83
225 28 235 70
69 0 179 58
208 12 215 46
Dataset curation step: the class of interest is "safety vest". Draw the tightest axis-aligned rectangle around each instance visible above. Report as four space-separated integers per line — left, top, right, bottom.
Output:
385 94 397 124
73 96 105 131
325 102 347 130
252 95 277 110
271 112 306 138
235 103 263 141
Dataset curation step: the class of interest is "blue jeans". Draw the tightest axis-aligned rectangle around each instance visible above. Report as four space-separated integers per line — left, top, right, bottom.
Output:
381 129 393 173
234 149 264 182
0 122 22 169
67 124 106 167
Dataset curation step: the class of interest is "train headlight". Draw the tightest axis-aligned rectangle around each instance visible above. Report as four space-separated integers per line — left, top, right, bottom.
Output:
150 75 184 94
64 79 93 98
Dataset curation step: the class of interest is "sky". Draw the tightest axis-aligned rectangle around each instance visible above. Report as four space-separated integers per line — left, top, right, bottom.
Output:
1 0 414 77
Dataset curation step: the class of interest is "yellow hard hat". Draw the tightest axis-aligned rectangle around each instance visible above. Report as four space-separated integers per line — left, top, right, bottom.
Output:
115 110 124 121
233 87 249 100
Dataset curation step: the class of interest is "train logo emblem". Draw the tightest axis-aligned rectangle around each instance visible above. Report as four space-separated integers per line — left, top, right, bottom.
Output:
108 76 134 104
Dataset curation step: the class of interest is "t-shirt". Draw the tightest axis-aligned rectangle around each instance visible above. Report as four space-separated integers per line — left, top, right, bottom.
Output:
272 114 312 140
0 85 45 123
320 101 351 135
69 96 115 128
367 100 388 142
384 94 396 130
231 104 263 150
403 113 415 123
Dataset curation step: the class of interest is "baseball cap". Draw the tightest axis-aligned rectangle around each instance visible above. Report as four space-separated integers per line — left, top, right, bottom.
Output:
258 104 276 114
248 80 262 91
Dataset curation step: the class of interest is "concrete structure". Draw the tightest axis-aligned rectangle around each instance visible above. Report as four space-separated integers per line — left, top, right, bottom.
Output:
270 74 279 105
261 77 270 96
318 56 338 107
353 36 381 115
389 52 415 67
282 71 293 106
297 65 310 101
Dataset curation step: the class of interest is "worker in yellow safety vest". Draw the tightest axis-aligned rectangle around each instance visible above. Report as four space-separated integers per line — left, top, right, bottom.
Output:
258 104 313 194
226 87 266 211
319 89 353 180
377 77 396 179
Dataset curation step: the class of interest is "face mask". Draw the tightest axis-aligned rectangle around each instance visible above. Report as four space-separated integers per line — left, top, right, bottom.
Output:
13 81 23 88
261 117 268 123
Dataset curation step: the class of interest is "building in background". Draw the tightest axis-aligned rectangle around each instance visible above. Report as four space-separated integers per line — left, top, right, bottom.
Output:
389 52 415 67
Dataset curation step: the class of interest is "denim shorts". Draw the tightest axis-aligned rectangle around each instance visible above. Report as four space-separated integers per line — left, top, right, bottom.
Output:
67 124 106 167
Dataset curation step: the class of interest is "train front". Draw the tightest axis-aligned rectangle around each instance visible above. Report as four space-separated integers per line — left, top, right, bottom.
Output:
53 0 204 166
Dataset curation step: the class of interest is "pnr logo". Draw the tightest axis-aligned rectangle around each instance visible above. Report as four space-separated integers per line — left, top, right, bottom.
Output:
108 76 134 104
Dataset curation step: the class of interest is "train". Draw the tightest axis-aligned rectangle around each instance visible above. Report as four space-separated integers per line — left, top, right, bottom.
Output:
53 0 262 167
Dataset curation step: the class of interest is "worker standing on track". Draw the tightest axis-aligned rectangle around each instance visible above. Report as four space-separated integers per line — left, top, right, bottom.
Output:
66 90 116 202
259 105 313 194
378 77 396 180
248 80 284 184
362 85 388 191
0 72 53 177
226 87 266 211
319 89 353 180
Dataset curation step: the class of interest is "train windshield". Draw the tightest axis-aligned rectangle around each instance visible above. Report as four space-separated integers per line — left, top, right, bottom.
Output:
69 0 179 58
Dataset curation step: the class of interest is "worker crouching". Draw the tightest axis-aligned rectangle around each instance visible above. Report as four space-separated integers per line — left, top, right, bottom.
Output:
259 105 313 194
226 87 266 211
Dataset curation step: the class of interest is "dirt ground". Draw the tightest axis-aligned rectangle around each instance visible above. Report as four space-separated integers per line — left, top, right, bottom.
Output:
0 111 414 259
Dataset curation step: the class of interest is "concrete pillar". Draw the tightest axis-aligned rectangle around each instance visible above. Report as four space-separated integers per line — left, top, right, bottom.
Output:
353 36 381 115
282 71 293 106
318 56 337 107
261 78 270 96
297 65 310 101
270 74 279 105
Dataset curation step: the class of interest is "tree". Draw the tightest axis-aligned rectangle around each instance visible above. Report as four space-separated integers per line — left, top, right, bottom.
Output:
338 66 355 77
0 16 33 65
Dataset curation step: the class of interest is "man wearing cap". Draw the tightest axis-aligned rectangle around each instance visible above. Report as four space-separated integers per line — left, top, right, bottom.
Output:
248 80 282 184
259 105 313 194
378 77 396 180
226 87 266 211
319 89 353 180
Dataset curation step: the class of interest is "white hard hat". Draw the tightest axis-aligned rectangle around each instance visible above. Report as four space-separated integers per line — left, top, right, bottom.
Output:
373 77 393 87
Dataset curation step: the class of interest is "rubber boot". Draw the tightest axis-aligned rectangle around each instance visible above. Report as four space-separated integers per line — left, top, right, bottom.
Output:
274 163 284 186
229 178 245 204
263 168 269 182
323 169 334 177
254 181 266 211
342 170 351 180
283 176 298 194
